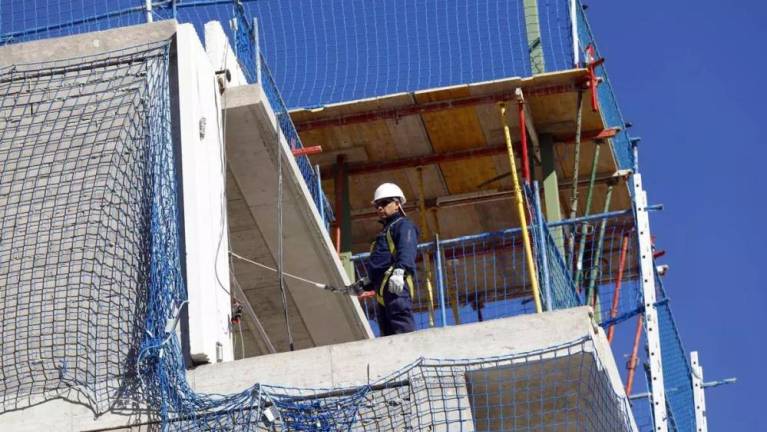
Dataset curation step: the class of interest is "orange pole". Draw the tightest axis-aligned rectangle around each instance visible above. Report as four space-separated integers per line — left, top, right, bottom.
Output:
625 313 644 395
607 234 630 343
517 100 530 184
333 154 346 255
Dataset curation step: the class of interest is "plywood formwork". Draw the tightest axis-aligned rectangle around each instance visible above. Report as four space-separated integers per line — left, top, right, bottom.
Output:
291 69 631 255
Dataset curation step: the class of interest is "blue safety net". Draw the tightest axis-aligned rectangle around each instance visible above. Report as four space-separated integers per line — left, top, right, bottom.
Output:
655 275 695 432
574 1 635 171
538 0 575 72
2 0 534 109
0 42 173 413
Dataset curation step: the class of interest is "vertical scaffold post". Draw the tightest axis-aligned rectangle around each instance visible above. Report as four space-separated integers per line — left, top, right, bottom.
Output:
253 17 261 84
516 90 531 184
416 167 437 327
570 0 579 67
145 0 153 22
625 313 643 395
607 233 630 342
691 351 708 432
315 165 324 224
434 234 448 327
499 102 543 313
533 181 552 310
632 173 668 431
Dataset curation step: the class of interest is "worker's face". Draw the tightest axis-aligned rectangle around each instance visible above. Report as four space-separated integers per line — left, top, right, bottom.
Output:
374 198 400 220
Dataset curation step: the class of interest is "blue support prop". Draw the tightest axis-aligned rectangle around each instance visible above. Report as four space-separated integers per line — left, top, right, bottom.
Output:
315 165 324 224
434 234 448 327
533 182 553 311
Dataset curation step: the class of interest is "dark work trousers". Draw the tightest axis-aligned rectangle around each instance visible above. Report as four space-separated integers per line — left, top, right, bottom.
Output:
375 290 416 336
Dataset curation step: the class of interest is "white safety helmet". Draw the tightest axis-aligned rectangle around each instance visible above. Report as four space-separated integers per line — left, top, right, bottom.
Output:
372 182 406 205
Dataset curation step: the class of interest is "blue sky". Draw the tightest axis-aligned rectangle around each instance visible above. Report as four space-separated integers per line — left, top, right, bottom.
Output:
587 1 766 429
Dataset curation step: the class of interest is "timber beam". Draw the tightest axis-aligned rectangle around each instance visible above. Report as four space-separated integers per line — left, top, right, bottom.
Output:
320 128 618 177
295 81 585 131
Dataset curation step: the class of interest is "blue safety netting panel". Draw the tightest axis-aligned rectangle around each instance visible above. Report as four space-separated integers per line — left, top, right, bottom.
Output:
250 0 532 108
0 0 145 43
538 0 575 72
656 276 696 432
574 0 635 171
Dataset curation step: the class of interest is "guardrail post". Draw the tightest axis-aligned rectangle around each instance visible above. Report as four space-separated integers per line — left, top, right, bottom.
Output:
434 234 448 327
533 181 552 310
315 164 325 226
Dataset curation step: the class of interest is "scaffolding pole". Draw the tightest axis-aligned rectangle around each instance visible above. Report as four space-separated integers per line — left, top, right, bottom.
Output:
633 173 668 431
607 233 630 343
416 167 437 327
499 102 543 314
691 351 708 432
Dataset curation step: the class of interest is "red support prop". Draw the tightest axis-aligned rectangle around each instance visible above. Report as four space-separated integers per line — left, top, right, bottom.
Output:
585 44 603 113
291 145 323 157
517 101 530 184
607 234 630 343
625 313 644 395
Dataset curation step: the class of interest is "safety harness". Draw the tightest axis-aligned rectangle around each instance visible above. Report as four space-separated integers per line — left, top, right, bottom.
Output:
371 217 415 306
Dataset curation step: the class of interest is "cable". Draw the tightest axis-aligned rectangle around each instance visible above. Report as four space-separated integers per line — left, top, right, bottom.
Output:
276 129 295 352
229 251 326 288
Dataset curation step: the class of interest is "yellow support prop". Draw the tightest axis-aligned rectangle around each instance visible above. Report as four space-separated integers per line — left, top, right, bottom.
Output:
499 102 543 314
416 167 437 327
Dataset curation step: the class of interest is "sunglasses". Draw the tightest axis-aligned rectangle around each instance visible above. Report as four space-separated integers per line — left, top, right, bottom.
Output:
374 198 396 208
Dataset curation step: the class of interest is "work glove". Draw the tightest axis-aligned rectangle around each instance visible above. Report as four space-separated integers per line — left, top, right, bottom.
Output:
388 268 406 295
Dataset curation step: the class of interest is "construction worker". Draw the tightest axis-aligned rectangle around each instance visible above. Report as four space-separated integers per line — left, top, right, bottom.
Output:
364 182 418 336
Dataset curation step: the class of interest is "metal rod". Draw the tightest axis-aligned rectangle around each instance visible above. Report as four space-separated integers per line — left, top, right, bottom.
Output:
434 234 448 327
574 141 601 290
586 178 615 319
518 100 531 184
499 102 543 313
292 145 322 157
533 181 552 310
315 165 324 224
145 0 153 22
277 135 294 351
625 313 643 395
607 234 630 343
416 167 437 327
567 90 584 271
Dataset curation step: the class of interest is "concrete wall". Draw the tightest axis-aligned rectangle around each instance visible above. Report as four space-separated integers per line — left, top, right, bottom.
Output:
174 23 234 364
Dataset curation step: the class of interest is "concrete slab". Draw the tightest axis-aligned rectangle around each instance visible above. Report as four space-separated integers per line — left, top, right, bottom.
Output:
0 307 636 431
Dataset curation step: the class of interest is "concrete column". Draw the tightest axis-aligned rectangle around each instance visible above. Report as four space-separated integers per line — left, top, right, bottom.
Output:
523 0 546 74
540 134 564 254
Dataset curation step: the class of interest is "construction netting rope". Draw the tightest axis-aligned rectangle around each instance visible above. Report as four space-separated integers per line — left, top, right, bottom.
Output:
0 41 173 413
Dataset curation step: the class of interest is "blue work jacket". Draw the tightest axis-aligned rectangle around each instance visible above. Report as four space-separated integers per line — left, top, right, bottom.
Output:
366 213 419 298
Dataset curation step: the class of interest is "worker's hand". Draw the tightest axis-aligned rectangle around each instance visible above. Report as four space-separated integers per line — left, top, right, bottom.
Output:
388 268 405 295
